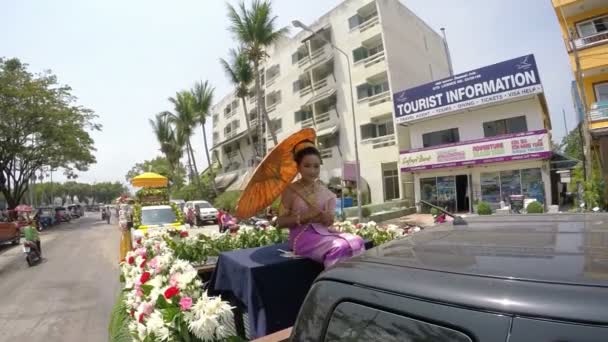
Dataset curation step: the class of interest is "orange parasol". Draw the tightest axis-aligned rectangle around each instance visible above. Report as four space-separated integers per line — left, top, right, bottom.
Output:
235 128 316 219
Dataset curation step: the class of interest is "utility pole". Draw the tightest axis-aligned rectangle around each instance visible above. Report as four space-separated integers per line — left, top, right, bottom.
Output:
560 6 591 181
440 28 454 76
563 108 569 135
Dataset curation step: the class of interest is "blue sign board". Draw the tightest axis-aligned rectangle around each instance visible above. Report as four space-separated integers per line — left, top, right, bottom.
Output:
393 54 543 123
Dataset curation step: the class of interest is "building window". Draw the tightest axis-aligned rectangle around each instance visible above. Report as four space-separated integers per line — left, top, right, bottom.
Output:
360 121 394 140
266 91 282 108
595 82 608 102
352 43 383 63
576 15 608 38
269 118 282 133
422 128 459 148
212 114 218 127
356 80 389 100
294 110 313 123
266 64 280 80
383 169 400 201
483 116 527 137
291 49 308 64
480 168 544 206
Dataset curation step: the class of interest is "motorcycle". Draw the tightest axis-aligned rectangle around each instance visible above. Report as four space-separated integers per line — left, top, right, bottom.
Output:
23 240 41 266
245 217 271 229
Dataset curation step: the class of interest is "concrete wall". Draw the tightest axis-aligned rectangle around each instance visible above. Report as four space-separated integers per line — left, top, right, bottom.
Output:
408 97 547 149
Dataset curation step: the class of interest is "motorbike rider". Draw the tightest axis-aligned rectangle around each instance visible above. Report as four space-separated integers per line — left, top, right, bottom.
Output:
22 221 41 256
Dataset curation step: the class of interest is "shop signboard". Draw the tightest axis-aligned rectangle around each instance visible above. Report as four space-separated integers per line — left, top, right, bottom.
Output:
399 130 551 172
393 54 543 123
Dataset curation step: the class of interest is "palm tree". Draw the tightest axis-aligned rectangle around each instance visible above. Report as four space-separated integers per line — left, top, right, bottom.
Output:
164 91 202 194
226 0 289 147
149 113 184 188
220 48 258 161
191 80 217 194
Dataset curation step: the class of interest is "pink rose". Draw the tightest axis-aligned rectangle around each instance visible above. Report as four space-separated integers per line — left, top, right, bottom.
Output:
136 248 147 257
179 297 193 311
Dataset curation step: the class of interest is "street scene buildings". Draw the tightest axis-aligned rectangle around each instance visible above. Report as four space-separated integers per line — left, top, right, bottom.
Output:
211 0 450 205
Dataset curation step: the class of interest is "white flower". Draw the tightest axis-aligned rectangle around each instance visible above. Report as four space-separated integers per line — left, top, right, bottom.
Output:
185 292 233 341
177 270 198 290
170 259 192 274
146 310 170 341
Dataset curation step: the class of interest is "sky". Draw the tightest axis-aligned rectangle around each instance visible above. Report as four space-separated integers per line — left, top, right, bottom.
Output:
1 0 576 185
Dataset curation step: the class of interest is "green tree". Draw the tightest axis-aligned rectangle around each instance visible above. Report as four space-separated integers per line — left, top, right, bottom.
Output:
163 91 202 194
125 156 186 189
149 113 185 184
220 48 258 161
0 58 99 208
227 0 288 147
560 123 584 161
191 80 217 195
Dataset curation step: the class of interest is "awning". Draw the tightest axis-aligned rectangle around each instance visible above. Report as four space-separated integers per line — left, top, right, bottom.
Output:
316 125 338 137
211 130 247 151
550 152 580 171
214 172 238 190
304 89 336 106
226 169 254 192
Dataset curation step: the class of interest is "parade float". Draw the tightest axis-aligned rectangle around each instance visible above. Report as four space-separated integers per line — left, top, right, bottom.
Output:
110 170 417 341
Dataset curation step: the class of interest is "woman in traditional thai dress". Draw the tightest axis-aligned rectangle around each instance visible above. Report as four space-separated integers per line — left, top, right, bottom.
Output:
277 141 365 268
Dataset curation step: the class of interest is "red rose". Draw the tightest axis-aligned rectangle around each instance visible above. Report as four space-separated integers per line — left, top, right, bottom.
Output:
164 286 180 299
136 238 142 245
128 256 135 265
130 309 135 318
355 223 362 229
139 260 146 269
140 272 151 284
138 313 144 323
179 231 188 238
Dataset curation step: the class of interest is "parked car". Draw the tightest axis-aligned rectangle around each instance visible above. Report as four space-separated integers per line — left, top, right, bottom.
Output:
55 207 71 222
0 222 20 245
170 199 185 213
184 200 218 225
281 214 608 342
131 205 181 242
37 207 57 228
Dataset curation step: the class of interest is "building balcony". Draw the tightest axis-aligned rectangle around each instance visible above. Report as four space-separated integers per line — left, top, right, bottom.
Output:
299 109 337 129
361 134 396 150
224 130 237 139
319 146 334 159
298 84 313 97
298 44 333 70
567 31 608 52
226 150 239 160
367 91 391 107
312 75 335 93
589 101 608 133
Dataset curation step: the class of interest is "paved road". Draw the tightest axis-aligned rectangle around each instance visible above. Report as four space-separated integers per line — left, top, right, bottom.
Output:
0 213 121 342
0 214 221 342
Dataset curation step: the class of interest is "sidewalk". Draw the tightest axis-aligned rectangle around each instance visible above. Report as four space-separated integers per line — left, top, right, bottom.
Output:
382 213 435 228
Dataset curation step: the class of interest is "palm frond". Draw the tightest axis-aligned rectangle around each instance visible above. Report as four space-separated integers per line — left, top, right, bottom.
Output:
191 80 215 125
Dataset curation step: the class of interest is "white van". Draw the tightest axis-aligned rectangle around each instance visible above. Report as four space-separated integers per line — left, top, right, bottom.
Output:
184 200 218 224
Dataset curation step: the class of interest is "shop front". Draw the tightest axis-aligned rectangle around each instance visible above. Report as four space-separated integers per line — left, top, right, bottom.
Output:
401 130 553 213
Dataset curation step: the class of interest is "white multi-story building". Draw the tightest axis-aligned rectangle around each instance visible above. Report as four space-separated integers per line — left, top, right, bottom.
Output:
211 0 450 204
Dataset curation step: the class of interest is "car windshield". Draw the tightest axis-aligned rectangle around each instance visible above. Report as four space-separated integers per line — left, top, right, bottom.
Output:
141 208 176 226
194 202 212 209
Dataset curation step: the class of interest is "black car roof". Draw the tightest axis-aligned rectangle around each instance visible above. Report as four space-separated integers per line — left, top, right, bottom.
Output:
319 214 608 324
